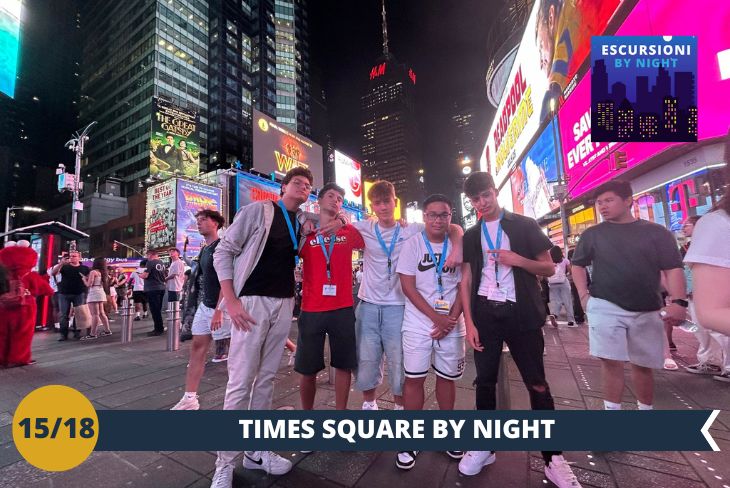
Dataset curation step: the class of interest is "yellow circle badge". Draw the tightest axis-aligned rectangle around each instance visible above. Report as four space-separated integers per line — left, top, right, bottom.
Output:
12 385 99 471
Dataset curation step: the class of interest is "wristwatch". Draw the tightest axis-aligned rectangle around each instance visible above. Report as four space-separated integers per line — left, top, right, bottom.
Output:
671 299 689 308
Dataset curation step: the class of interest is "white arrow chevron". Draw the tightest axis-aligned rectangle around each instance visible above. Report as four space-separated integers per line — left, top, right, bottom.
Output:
701 410 721 452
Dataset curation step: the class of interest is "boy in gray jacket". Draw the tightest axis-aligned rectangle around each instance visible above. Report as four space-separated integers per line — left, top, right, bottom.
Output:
211 167 313 485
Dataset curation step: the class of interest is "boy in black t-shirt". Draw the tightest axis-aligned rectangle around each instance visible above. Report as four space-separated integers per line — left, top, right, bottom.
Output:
572 180 687 412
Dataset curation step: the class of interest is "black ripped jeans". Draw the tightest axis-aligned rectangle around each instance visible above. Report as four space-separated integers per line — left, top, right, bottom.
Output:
473 296 561 464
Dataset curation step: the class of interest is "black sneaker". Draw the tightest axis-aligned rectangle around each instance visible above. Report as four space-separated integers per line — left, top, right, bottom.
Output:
58 336 68 342
447 451 465 460
567 322 577 327
669 342 678 351
549 315 558 328
147 330 164 336
134 316 141 321
396 451 419 470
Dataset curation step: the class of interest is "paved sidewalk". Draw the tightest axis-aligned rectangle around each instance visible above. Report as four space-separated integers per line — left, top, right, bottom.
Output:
1 316 729 488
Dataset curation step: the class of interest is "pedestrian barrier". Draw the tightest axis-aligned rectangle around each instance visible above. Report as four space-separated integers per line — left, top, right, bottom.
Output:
120 296 134 344
167 301 180 352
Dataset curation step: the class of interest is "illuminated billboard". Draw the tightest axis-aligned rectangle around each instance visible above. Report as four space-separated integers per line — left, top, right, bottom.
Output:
252 109 324 187
559 0 730 200
509 125 560 220
333 150 363 204
0 0 21 98
145 180 177 251
176 180 222 255
479 0 621 188
149 97 200 181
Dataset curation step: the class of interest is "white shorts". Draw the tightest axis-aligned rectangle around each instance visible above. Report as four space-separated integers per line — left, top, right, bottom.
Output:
402 330 466 381
191 303 232 340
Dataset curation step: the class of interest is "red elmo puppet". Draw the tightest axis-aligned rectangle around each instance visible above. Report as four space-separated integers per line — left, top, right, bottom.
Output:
0 240 53 368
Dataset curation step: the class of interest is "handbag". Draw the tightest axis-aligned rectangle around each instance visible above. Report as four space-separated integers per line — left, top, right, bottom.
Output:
74 303 92 329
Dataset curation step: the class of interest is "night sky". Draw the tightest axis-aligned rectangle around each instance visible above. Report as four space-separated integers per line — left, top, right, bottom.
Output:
309 0 506 195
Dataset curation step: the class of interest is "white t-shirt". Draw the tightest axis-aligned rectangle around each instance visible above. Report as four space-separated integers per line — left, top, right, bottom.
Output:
477 219 517 302
167 259 186 292
684 210 730 269
548 258 570 285
353 220 424 305
396 233 465 336
130 271 145 292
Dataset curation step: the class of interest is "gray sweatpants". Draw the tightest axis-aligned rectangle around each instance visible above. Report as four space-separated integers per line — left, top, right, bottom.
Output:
216 295 294 467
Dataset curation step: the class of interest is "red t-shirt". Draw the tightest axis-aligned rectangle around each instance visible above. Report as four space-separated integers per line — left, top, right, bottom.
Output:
300 225 365 312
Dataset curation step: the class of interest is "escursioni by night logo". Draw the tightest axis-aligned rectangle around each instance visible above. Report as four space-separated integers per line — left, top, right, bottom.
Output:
591 36 698 143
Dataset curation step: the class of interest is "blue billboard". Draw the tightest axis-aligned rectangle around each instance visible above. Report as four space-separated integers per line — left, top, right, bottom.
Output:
0 0 21 98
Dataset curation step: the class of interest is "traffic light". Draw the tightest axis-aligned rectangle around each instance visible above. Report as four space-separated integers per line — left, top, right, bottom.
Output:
113 241 118 252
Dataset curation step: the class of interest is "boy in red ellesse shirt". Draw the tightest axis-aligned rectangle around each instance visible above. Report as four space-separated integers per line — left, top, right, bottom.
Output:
297 183 364 410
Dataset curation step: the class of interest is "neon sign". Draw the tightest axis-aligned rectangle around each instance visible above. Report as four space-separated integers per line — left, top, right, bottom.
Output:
369 63 386 80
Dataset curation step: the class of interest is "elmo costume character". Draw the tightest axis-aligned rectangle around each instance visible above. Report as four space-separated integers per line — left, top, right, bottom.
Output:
0 240 53 367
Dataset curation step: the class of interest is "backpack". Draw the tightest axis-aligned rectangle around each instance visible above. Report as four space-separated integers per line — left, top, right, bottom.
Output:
548 260 567 284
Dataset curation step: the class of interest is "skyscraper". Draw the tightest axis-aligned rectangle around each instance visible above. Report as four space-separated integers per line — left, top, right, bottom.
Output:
79 0 210 196
78 0 313 192
360 0 422 205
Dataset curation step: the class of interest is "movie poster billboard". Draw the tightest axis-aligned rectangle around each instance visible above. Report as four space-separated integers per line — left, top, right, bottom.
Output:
334 150 363 204
479 0 621 188
175 180 222 255
0 0 21 98
149 97 200 180
460 193 478 230
145 180 176 250
252 109 324 186
509 125 560 220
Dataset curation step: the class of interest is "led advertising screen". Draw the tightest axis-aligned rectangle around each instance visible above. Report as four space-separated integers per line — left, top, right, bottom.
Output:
559 0 730 200
479 0 621 188
333 150 363 205
509 125 560 220
145 180 177 251
252 109 324 187
175 180 222 255
0 0 21 98
149 97 201 180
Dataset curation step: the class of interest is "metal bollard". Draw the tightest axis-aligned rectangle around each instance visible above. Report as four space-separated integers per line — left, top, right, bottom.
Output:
496 346 511 410
121 296 134 343
325 335 335 385
166 300 180 351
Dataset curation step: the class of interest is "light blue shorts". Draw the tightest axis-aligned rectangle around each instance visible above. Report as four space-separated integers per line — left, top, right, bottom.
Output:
587 297 664 369
354 301 405 396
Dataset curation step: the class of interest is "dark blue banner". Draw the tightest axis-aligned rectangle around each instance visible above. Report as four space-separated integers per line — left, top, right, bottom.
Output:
95 410 720 452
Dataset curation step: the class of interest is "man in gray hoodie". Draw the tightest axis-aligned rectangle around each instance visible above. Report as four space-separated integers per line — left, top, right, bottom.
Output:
211 167 313 486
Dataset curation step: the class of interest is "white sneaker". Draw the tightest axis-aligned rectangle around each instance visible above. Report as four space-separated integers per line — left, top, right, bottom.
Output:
396 451 419 470
458 451 496 476
171 395 199 410
545 455 582 488
393 404 404 411
243 451 292 475
362 400 378 410
210 464 234 488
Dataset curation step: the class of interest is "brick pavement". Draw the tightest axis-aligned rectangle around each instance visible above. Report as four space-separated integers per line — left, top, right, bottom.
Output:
1 315 729 488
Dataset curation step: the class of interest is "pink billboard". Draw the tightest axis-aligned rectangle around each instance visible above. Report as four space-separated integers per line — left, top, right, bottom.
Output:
559 0 730 198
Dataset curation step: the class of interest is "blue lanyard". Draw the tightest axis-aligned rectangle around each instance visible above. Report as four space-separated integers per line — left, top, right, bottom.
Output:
277 199 300 266
375 222 400 280
481 211 504 286
422 232 449 299
317 233 337 282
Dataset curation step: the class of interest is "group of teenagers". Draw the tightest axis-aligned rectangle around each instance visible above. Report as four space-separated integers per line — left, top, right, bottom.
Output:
169 165 714 488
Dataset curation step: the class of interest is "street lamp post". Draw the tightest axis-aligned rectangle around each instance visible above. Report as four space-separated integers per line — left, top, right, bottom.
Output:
4 206 44 243
64 121 97 250
549 99 570 255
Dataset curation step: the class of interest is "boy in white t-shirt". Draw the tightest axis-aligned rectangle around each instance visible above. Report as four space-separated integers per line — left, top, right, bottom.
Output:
395 194 466 470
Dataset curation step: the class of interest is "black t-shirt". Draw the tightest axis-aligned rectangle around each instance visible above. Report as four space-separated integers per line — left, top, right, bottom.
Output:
240 204 298 298
58 264 91 295
144 259 167 292
199 239 221 309
571 219 684 312
463 211 553 331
